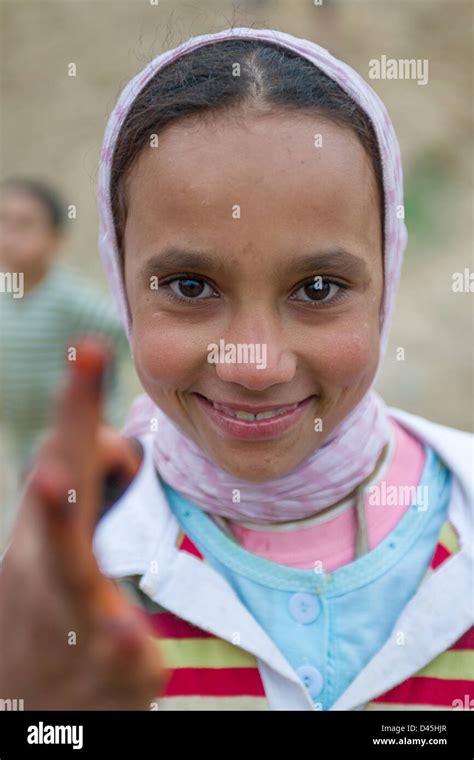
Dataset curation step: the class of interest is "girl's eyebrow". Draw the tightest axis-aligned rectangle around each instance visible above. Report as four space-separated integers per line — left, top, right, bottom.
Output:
289 251 370 279
140 246 370 280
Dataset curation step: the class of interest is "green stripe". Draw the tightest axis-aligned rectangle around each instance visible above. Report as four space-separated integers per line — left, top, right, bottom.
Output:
417 650 474 680
158 637 258 669
438 522 460 554
154 695 268 710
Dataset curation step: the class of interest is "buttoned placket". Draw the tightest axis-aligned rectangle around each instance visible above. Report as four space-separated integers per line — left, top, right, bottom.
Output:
138 527 317 710
331 546 473 709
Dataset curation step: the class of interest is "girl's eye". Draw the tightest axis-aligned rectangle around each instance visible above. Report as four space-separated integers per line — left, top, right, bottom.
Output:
160 274 348 306
165 276 217 301
290 277 348 305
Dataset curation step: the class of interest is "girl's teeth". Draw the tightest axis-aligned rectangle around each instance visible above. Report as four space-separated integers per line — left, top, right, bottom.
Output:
211 401 297 420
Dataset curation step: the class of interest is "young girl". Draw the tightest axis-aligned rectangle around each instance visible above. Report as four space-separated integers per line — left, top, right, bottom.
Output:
0 27 472 712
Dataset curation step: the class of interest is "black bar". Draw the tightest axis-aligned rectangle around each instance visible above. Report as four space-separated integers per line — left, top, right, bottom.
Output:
0 709 472 757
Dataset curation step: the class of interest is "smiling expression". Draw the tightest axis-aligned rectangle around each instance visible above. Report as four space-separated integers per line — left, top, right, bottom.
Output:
122 109 384 481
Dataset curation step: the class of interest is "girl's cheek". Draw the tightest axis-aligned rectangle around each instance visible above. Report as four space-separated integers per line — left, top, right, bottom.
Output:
129 303 380 395
131 319 204 391
312 319 380 389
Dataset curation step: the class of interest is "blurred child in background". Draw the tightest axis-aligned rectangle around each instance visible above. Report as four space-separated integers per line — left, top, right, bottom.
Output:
0 178 128 544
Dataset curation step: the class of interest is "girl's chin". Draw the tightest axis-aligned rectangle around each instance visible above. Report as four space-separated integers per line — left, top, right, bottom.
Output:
149 392 325 478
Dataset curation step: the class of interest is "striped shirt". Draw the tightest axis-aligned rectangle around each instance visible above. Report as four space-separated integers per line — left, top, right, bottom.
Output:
0 264 128 463
116 505 472 711
159 444 453 709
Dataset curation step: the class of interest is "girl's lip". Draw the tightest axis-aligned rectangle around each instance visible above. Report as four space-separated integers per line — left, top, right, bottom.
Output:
193 392 316 441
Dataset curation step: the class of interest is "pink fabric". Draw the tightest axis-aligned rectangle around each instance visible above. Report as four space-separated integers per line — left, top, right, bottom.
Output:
220 418 426 570
97 27 408 522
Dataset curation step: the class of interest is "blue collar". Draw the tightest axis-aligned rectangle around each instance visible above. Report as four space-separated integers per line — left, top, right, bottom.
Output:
160 443 452 596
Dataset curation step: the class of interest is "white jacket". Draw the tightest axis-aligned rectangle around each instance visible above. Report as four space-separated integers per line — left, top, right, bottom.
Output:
93 408 473 710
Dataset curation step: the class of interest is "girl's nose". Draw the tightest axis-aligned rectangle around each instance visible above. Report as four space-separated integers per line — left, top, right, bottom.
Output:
211 314 297 391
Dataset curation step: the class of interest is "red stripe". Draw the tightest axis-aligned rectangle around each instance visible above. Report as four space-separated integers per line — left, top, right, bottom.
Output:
179 534 204 559
374 676 473 706
450 627 474 651
161 667 266 697
147 611 217 639
430 542 451 570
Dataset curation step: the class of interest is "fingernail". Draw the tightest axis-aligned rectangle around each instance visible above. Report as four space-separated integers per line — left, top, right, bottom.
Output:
74 363 105 395
72 340 109 395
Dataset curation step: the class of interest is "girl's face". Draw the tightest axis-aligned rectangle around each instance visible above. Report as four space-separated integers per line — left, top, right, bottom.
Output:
123 111 383 482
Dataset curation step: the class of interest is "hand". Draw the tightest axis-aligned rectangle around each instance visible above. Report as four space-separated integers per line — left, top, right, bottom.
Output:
0 338 166 710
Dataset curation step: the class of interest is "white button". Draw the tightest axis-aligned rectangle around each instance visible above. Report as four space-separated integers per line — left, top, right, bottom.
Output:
297 665 324 698
288 592 321 624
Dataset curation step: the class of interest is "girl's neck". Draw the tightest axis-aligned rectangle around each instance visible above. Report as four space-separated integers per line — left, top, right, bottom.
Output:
209 419 426 573
218 434 393 533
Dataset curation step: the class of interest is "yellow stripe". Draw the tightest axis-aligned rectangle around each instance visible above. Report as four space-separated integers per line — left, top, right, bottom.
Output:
438 522 460 555
154 695 269 710
157 637 259 669
416 650 474 681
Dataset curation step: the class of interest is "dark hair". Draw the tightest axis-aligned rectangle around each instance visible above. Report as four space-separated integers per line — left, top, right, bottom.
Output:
110 39 384 261
0 177 66 231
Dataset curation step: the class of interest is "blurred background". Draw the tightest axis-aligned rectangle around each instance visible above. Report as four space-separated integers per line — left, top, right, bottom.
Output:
0 0 472 546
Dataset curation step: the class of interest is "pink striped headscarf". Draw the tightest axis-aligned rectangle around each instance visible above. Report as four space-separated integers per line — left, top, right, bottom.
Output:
98 27 407 522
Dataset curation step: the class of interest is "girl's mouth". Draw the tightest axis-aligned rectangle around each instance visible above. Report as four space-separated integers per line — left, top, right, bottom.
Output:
192 392 317 441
